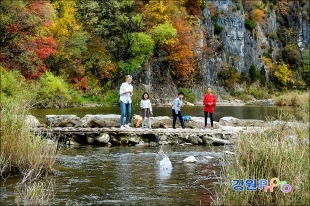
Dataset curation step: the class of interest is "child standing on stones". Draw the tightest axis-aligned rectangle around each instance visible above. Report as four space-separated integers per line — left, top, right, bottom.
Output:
172 92 185 129
140 92 153 129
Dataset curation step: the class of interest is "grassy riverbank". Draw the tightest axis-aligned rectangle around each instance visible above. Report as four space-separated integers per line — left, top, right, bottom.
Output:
1 97 60 180
1 96 60 204
212 120 309 205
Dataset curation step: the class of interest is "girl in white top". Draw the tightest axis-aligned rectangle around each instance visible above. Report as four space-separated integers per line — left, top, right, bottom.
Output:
119 75 133 129
140 92 153 129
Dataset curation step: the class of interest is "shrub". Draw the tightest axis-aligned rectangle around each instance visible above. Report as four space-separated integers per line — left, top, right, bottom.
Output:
36 72 76 108
249 65 260 83
151 22 177 45
217 67 240 91
260 66 267 85
178 87 196 103
103 89 120 106
247 85 271 99
231 91 253 102
273 63 290 90
251 8 265 23
245 19 256 30
214 24 224 34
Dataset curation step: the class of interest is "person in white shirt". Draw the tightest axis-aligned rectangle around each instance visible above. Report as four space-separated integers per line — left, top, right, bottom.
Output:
140 92 153 129
119 75 133 129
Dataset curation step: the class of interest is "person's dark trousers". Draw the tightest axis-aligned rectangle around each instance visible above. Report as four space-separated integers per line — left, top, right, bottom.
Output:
172 109 184 128
204 111 214 127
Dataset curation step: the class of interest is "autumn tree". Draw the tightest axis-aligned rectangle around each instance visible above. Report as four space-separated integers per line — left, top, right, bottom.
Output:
184 0 202 19
251 8 265 23
45 0 91 91
0 0 57 79
272 62 290 89
217 67 240 90
143 0 198 86
165 16 196 86
77 0 154 74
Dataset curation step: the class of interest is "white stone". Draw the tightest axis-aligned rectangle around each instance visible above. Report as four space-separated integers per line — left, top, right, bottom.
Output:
25 115 40 127
97 133 109 143
182 156 197 163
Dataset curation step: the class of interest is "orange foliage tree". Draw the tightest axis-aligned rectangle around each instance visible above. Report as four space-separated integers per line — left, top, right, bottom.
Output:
142 0 198 86
165 10 197 86
251 8 265 23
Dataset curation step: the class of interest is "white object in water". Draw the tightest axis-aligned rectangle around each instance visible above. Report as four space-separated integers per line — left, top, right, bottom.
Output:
182 156 197 162
204 156 214 159
223 150 235 155
155 148 172 170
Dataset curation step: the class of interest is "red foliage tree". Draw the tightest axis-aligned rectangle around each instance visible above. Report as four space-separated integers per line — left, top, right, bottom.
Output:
0 0 57 79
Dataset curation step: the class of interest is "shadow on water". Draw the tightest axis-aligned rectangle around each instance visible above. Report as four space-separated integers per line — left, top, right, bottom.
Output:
1 144 228 205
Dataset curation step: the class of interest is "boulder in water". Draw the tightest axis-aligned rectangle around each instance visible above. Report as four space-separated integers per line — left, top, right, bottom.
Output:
182 156 197 163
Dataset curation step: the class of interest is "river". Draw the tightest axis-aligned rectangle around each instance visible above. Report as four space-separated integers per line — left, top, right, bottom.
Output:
28 105 302 124
0 105 302 205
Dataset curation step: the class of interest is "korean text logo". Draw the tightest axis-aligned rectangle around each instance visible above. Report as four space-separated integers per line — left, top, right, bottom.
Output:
232 178 292 193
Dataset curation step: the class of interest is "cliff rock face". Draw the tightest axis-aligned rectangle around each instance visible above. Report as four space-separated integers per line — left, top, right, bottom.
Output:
136 0 309 104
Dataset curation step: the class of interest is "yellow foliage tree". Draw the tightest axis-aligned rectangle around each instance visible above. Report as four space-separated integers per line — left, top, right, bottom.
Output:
50 0 84 60
261 56 274 70
274 63 290 87
251 8 265 23
145 0 171 24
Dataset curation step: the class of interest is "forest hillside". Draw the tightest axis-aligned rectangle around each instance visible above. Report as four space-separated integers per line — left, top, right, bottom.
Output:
1 0 309 107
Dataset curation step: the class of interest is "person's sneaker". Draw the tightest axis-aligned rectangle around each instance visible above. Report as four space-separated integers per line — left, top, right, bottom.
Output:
173 127 176 129
120 125 124 129
182 126 185 129
125 124 130 128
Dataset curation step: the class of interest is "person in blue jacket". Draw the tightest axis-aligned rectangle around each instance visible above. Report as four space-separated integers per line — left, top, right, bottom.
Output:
172 92 185 129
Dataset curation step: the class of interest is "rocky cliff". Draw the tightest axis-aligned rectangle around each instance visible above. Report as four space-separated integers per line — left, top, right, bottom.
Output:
134 0 309 104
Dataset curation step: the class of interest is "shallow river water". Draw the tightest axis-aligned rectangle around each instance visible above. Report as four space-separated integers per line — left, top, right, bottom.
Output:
1 145 228 205
0 105 302 205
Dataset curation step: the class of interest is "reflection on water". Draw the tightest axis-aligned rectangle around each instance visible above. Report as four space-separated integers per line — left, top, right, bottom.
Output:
1 145 226 205
29 105 302 124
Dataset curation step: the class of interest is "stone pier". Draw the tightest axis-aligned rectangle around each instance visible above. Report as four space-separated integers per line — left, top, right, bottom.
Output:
27 114 266 146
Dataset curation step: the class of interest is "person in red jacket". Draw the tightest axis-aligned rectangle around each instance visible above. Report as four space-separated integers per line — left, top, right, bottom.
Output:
203 87 217 129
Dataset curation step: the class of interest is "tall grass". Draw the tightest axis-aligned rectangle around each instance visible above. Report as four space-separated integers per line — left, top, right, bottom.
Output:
212 122 309 205
0 96 60 181
273 91 309 107
15 180 55 205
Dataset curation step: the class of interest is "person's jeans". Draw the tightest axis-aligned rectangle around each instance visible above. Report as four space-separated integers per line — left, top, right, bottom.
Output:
204 111 214 127
172 109 184 128
120 101 131 125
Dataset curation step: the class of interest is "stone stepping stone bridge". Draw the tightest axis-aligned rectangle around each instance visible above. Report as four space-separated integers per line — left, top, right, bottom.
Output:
27 114 265 146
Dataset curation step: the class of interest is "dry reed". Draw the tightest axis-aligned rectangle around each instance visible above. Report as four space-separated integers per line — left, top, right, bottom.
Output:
212 122 309 205
0 97 60 181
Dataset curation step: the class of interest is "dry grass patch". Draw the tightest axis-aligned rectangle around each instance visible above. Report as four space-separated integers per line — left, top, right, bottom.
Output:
212 123 309 205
